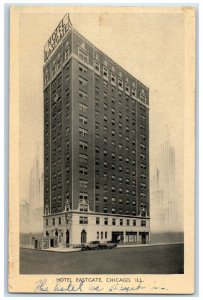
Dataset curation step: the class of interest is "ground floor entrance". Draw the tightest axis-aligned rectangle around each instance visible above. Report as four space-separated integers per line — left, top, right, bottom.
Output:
139 232 149 244
112 231 124 244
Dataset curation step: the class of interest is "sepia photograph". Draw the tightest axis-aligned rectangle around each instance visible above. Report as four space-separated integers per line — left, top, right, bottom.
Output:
8 5 195 294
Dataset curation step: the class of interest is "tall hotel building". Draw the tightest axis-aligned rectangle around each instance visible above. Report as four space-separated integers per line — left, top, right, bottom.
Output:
43 15 150 247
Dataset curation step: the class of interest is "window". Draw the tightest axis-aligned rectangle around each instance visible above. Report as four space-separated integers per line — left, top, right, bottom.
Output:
103 92 107 99
103 66 108 78
126 219 130 226
79 90 88 101
132 88 136 98
79 115 87 125
112 186 116 192
79 203 88 212
79 216 88 224
118 78 123 89
79 179 88 188
79 192 88 200
79 103 87 112
104 173 108 181
104 81 108 90
79 153 88 163
111 164 115 170
104 218 108 225
104 161 108 168
52 218 55 225
105 232 108 239
141 163 146 170
78 48 89 62
140 183 146 189
94 60 100 74
141 220 146 226
104 149 107 156
104 137 108 144
104 207 108 213
112 197 116 203
126 199 130 205
97 232 99 239
46 219 48 226
112 208 116 214
95 122 100 131
101 232 103 239
140 93 146 102
104 196 108 202
79 166 88 175
125 83 130 94
119 188 123 194
120 219 123 226
104 115 108 122
96 134 100 139
141 114 146 121
119 198 123 204
79 76 88 87
112 218 116 226
79 140 88 150
140 143 146 151
111 73 116 85
79 63 87 73
96 217 100 225
141 173 146 179
141 134 146 140
95 146 100 154
119 166 123 172
79 128 88 137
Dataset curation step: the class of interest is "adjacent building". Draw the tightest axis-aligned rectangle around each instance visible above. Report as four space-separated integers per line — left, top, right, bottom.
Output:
43 14 150 247
151 141 177 232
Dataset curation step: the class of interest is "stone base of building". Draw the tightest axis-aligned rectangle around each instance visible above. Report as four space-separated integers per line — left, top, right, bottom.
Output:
43 210 150 248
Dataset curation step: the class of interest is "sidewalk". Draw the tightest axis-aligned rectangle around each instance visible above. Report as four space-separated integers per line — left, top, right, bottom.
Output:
21 241 183 253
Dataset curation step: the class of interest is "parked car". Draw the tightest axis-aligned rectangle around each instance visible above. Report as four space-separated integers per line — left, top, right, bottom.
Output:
102 241 117 249
81 241 102 251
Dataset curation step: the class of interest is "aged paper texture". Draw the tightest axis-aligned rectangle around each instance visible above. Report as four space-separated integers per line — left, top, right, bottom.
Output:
9 5 195 294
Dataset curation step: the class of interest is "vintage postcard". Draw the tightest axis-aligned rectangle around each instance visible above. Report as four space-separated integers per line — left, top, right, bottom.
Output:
9 5 195 294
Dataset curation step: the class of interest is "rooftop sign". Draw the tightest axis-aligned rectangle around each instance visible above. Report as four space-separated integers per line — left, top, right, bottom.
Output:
44 14 72 63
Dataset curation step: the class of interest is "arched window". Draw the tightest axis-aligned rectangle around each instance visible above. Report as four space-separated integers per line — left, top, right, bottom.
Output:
81 230 87 244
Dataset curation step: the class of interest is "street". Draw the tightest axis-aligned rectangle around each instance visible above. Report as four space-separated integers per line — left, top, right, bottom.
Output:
20 243 184 274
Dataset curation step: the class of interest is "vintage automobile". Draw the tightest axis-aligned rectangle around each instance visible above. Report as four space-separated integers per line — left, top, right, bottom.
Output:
102 241 117 249
81 241 102 251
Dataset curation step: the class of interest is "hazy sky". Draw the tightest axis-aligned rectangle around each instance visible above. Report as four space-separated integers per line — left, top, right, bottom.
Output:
19 7 185 227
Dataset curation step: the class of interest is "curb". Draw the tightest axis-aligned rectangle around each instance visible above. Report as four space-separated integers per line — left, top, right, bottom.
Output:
20 242 183 253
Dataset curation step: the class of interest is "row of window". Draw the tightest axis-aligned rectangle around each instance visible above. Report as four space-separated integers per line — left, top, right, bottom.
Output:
80 216 147 226
46 215 147 227
97 197 136 205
